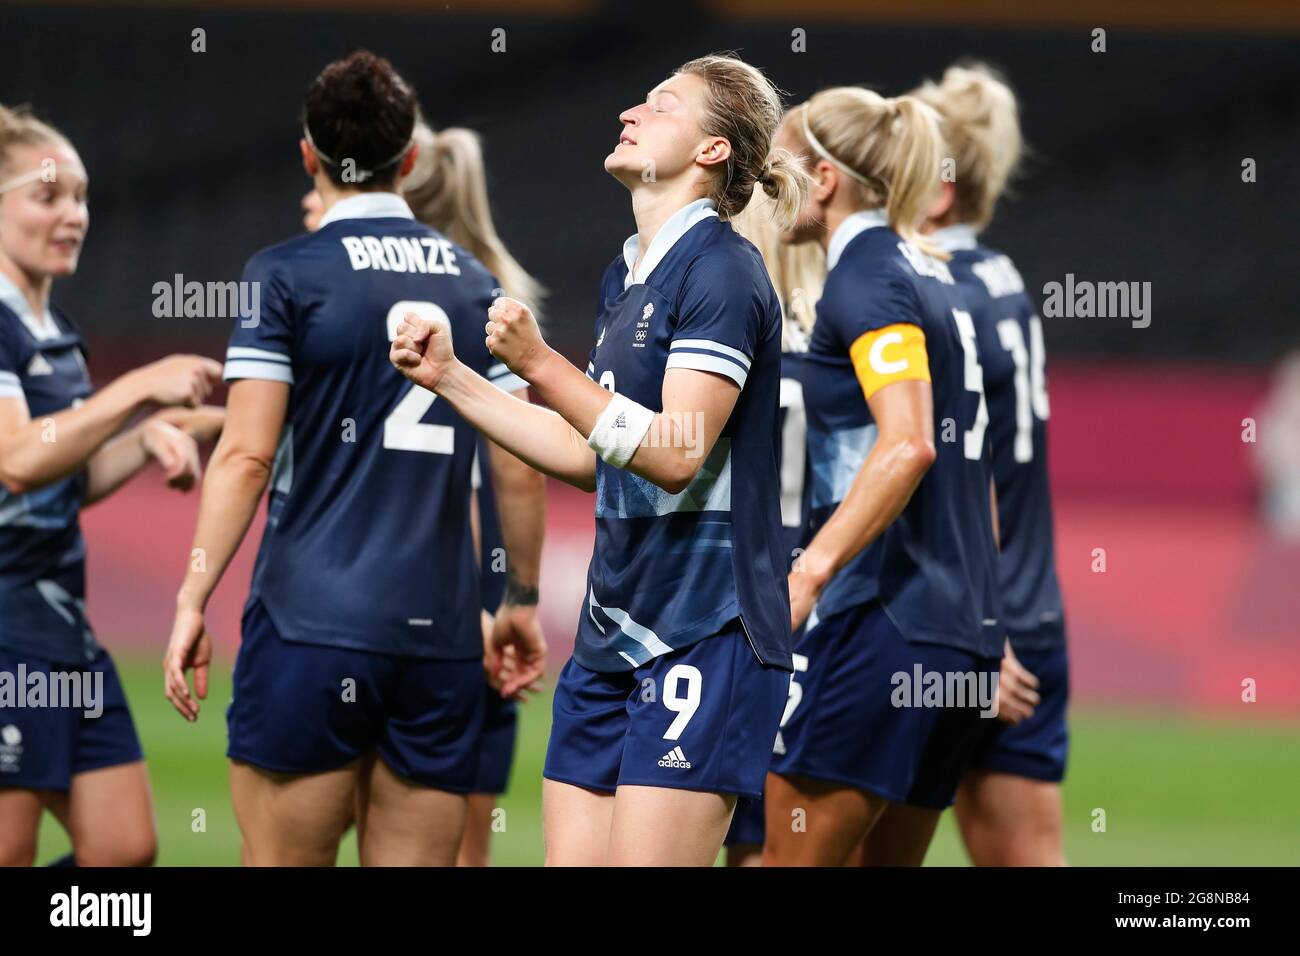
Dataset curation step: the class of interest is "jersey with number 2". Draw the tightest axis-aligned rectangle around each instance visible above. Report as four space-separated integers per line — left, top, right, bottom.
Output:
224 213 521 659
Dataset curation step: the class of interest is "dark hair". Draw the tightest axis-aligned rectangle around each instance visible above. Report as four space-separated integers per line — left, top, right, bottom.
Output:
302 50 420 189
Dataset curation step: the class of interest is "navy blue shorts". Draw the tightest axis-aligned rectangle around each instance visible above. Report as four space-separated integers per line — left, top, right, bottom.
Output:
724 795 766 847
543 622 789 802
770 602 1001 810
227 600 485 792
0 648 143 792
967 644 1069 782
473 687 518 795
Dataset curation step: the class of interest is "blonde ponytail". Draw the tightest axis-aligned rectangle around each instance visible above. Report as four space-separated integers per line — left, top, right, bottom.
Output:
757 148 812 234
732 188 826 343
883 97 947 258
911 62 1023 230
794 87 948 259
675 54 811 231
402 122 546 317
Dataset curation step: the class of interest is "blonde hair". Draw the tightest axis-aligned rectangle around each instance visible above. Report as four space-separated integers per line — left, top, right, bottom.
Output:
0 104 69 179
792 87 947 258
402 122 546 316
674 54 811 231
732 189 825 346
912 62 1022 231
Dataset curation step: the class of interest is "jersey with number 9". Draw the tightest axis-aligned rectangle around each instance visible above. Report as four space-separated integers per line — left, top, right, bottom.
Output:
223 197 525 659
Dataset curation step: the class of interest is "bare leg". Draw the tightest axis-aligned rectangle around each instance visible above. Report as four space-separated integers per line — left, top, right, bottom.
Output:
353 759 465 868
355 758 466 866
955 770 1066 866
0 788 44 866
229 758 358 866
457 793 499 867
60 761 157 866
606 785 735 866
858 801 941 866
762 772 888 866
542 779 614 866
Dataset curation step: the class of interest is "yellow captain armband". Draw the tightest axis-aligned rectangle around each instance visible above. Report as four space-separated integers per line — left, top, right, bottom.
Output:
848 323 931 400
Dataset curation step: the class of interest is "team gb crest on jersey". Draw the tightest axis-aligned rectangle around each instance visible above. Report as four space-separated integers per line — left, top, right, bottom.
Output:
634 302 653 347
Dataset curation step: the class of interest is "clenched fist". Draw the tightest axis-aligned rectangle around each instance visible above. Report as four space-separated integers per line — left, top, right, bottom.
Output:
390 312 458 393
485 297 547 379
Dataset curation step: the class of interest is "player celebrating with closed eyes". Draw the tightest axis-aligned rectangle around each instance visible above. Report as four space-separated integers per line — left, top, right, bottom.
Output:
393 53 809 866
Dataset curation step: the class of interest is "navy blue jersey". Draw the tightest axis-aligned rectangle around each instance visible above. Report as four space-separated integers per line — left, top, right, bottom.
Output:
577 202 792 673
802 212 1000 657
225 193 525 660
940 227 1065 651
0 279 95 665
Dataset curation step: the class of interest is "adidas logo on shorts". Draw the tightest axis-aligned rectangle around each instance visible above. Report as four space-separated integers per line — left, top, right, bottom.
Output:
658 745 691 769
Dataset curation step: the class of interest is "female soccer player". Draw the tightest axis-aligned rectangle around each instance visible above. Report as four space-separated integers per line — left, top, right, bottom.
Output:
299 122 548 865
914 63 1069 866
392 53 808 866
722 192 824 866
0 104 223 866
758 87 1003 867
161 50 545 867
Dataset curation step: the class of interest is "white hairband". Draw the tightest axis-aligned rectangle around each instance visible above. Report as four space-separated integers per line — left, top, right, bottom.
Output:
0 166 56 194
800 102 878 190
303 124 413 183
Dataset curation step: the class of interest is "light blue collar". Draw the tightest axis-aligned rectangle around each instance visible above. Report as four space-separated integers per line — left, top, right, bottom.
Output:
826 208 889 271
622 198 718 289
0 270 58 341
931 224 979 252
318 192 415 229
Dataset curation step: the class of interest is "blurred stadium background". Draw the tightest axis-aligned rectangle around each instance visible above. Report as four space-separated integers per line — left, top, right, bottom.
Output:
3 0 1297 864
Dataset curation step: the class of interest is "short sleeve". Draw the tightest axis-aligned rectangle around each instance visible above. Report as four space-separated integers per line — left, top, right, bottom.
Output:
0 322 26 400
821 267 930 400
223 254 295 385
665 251 766 389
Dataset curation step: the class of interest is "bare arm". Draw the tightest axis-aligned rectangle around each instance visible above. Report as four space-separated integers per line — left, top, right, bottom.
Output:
393 299 739 496
164 380 287 720
519 345 739 495
788 379 936 629
486 428 546 604
0 356 221 495
434 363 597 491
483 418 549 697
173 381 286 613
84 405 226 506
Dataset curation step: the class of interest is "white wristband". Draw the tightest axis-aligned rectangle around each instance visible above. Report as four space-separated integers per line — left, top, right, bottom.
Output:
587 392 656 468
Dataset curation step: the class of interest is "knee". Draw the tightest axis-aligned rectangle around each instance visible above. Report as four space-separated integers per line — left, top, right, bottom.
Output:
76 830 158 867
0 835 38 867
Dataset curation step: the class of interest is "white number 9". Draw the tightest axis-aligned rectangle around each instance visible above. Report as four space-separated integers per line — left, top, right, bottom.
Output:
661 663 701 741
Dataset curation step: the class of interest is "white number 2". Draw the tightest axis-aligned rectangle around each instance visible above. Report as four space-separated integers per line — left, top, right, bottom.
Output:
384 301 454 455
662 664 702 740
952 308 989 461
